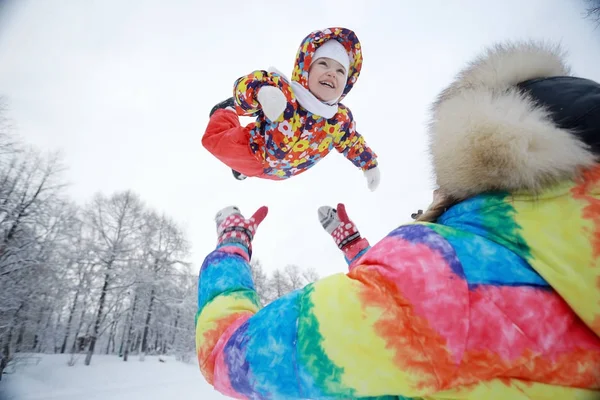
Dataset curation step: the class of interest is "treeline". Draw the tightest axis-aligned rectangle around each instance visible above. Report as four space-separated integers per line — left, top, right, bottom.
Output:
0 101 317 379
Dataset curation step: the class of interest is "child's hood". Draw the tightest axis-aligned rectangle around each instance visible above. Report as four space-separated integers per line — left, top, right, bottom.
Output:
291 27 362 102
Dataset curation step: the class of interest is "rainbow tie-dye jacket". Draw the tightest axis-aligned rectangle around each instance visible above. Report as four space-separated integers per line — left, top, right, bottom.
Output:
196 166 600 399
231 27 378 180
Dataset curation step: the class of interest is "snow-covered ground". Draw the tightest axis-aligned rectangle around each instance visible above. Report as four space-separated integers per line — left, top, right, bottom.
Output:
0 353 227 400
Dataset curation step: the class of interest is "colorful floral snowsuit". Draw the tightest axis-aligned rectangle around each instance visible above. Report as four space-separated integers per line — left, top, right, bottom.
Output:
202 28 378 180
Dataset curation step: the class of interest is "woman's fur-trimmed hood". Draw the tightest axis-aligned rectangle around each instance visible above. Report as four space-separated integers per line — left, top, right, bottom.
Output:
428 41 598 201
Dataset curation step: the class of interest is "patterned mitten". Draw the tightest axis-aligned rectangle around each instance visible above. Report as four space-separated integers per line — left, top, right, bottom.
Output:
318 203 370 269
257 86 287 122
215 205 268 257
364 166 381 192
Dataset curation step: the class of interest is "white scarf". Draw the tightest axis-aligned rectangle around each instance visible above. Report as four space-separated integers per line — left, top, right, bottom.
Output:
268 67 339 119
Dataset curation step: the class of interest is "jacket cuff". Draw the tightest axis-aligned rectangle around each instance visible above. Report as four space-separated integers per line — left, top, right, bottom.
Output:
361 159 378 171
343 237 370 270
216 242 251 262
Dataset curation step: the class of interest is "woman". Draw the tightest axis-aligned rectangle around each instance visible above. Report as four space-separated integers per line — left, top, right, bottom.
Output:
196 41 600 399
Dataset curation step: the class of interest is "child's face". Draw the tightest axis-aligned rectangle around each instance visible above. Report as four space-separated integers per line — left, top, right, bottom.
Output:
307 57 346 103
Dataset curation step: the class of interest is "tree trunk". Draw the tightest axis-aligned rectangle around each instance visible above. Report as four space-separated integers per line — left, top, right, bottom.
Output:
140 289 155 355
37 305 55 353
170 310 179 346
107 320 117 355
71 305 87 353
32 303 47 351
15 323 25 352
1 326 14 380
84 271 110 366
53 311 63 353
123 293 138 362
134 333 141 353
61 289 80 353
105 327 111 355
111 326 116 354
118 324 126 357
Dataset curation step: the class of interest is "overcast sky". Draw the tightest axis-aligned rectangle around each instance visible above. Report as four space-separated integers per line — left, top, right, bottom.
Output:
0 0 598 278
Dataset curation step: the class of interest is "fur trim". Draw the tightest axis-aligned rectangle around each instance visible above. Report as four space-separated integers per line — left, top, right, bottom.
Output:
428 41 598 200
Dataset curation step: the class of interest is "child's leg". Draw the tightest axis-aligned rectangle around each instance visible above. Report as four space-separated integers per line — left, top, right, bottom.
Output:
202 109 265 177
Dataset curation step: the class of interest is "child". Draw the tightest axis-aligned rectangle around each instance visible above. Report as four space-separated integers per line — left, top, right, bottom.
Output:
202 27 381 191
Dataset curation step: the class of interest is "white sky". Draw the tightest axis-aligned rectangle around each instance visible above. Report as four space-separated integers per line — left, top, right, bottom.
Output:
0 0 598 277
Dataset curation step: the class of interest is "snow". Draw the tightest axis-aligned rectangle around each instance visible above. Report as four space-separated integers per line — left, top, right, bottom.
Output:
0 353 228 400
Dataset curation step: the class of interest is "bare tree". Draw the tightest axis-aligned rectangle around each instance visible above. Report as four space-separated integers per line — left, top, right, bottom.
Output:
0 150 66 277
284 264 304 290
247 261 320 305
135 211 189 360
0 146 67 377
59 216 96 354
249 259 269 305
82 191 144 366
585 0 600 24
268 270 292 301
121 285 140 362
0 95 200 373
0 97 19 162
302 267 319 285
167 270 197 363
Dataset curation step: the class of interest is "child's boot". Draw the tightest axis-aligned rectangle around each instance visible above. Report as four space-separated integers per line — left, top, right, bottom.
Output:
232 170 247 181
209 97 235 117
